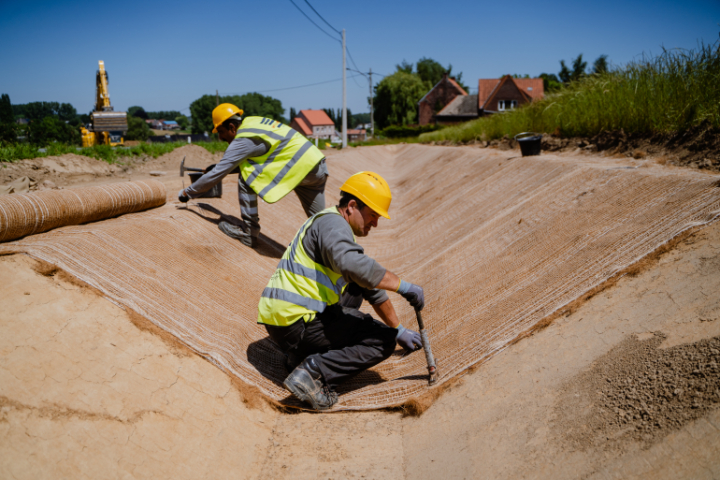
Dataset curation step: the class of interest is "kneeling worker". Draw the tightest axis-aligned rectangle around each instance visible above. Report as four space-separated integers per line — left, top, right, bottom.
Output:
178 103 328 248
257 171 426 410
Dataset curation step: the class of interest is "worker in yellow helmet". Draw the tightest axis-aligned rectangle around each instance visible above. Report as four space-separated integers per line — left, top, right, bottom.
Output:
178 103 328 248
257 172 425 410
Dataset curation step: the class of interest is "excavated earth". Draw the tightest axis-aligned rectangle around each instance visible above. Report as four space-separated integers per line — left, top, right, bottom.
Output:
1 144 720 479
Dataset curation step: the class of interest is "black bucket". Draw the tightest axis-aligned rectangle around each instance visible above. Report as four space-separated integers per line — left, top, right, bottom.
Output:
514 132 542 156
188 172 223 198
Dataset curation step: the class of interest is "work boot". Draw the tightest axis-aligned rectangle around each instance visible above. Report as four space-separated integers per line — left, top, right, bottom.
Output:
218 221 257 248
283 355 338 411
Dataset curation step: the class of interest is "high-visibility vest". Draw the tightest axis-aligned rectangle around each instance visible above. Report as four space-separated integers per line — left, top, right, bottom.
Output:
234 117 325 203
258 207 351 327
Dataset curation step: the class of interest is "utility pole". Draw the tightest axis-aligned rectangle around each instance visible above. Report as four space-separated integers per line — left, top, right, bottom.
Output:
342 29 347 148
369 67 374 138
216 90 219 106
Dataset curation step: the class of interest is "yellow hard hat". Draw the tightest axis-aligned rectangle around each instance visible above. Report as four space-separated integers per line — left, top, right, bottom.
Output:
212 103 244 133
340 171 392 219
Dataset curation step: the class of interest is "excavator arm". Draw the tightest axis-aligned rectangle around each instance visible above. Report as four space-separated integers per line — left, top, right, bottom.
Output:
90 60 127 135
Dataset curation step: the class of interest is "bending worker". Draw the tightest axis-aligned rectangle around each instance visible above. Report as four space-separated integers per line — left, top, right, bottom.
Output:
178 103 327 248
257 171 426 410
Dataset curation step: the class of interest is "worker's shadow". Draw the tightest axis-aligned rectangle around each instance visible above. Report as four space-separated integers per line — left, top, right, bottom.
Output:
246 337 388 398
180 202 284 259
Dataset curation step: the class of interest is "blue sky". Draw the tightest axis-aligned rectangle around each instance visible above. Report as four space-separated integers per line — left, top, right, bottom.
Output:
1 0 719 118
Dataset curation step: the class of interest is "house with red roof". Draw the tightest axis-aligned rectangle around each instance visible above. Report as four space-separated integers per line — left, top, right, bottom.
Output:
477 75 544 115
418 73 468 125
420 74 545 125
290 109 336 139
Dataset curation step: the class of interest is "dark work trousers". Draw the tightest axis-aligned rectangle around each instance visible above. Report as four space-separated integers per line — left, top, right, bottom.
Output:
264 284 398 388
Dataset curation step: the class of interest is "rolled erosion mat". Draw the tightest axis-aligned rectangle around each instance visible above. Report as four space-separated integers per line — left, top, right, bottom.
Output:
0 180 166 242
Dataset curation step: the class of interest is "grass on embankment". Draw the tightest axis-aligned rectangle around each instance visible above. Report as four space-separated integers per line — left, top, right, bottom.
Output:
420 40 720 144
0 141 228 163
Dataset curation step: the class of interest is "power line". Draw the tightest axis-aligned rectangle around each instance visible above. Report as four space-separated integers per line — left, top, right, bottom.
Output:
345 47 364 87
221 74 362 95
287 0 340 43
303 0 341 34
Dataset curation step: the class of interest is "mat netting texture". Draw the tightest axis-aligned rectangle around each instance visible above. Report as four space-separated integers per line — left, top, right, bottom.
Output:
2 146 719 411
0 180 166 242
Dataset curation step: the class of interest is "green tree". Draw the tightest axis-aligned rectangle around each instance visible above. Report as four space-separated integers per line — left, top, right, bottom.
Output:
571 54 588 80
416 57 445 86
128 106 149 119
396 60 413 74
58 103 79 125
373 70 427 129
146 110 182 120
22 101 59 121
415 57 468 91
592 54 609 75
0 94 14 124
175 115 189 130
289 107 297 122
558 54 587 84
27 116 80 146
125 116 151 141
539 73 562 92
0 123 18 143
352 113 370 126
189 93 286 134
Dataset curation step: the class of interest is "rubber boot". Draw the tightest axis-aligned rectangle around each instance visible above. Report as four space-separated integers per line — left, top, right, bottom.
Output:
218 221 257 248
283 355 338 411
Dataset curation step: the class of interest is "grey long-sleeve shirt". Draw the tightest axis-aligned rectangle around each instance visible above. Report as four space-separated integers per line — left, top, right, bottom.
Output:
302 211 389 305
185 137 268 197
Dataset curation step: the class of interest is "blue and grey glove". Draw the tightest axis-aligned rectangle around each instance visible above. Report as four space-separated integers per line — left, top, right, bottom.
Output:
396 324 422 351
397 280 425 311
178 188 190 203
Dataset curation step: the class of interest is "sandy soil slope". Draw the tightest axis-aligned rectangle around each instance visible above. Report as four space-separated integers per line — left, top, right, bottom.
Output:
0 144 223 190
1 146 719 479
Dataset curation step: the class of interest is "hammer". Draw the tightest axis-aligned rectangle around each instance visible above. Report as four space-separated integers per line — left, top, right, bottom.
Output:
415 310 439 385
179 156 204 177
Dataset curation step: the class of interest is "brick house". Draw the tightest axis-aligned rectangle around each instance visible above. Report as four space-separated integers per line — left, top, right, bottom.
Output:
478 76 544 115
290 110 335 139
347 129 366 142
418 73 468 125
434 94 479 125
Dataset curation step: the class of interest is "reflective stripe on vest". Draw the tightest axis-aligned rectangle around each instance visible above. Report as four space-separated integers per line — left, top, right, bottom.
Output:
235 117 325 203
257 207 350 327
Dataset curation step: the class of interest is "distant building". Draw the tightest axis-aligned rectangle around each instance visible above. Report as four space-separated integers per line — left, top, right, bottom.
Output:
418 73 468 125
478 76 544 115
291 110 335 139
146 119 163 130
347 129 367 142
419 74 546 125
434 95 480 125
162 120 180 130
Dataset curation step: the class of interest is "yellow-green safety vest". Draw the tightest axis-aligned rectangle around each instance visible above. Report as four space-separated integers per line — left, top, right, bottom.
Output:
235 116 325 203
257 207 352 327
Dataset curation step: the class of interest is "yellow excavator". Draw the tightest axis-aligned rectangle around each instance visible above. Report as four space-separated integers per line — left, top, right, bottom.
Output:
81 60 128 147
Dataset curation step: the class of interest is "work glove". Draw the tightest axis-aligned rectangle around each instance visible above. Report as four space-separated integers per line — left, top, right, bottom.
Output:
397 280 425 311
178 188 189 203
396 324 422 351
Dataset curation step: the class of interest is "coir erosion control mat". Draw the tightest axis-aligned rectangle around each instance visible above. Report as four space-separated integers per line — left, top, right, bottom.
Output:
2 145 719 411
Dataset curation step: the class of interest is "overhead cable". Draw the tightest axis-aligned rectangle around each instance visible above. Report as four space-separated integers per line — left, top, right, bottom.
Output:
303 0 341 34
221 74 363 95
287 0 340 43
